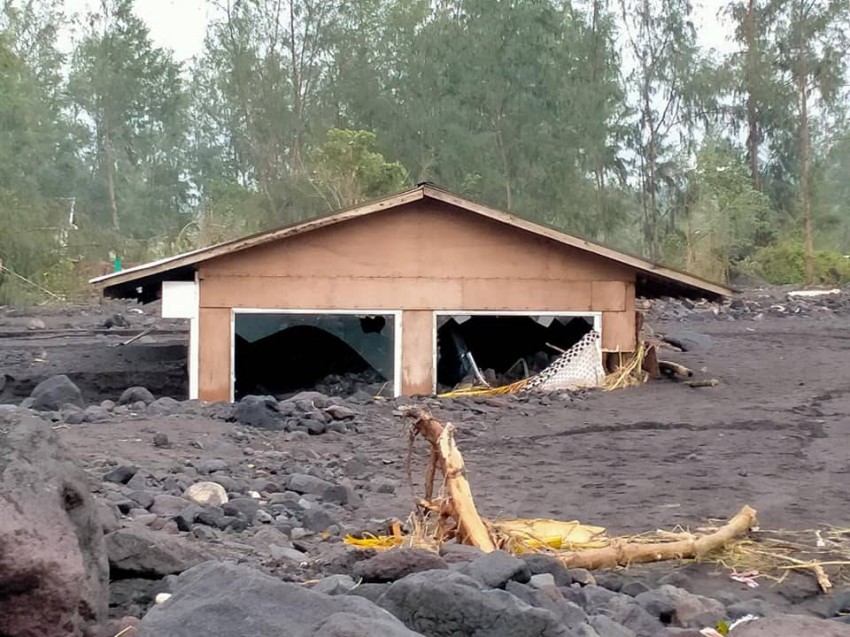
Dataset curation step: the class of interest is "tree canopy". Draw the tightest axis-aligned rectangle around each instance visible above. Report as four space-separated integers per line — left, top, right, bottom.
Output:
1 0 849 302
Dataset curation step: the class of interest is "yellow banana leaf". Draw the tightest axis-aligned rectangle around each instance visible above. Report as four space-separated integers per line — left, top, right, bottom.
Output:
493 519 608 551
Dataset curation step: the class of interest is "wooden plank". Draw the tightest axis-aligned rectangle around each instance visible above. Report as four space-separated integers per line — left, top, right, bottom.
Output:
199 275 598 312
601 311 636 352
402 310 434 395
591 281 627 312
198 307 231 402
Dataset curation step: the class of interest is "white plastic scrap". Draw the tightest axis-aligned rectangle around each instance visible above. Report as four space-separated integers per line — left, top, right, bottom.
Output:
154 593 172 605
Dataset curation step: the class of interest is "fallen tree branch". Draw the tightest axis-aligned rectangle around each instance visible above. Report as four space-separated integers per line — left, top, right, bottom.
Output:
659 360 693 378
557 505 758 570
404 407 496 552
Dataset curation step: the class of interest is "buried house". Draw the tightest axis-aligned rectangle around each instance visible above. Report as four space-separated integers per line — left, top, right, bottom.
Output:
91 184 730 401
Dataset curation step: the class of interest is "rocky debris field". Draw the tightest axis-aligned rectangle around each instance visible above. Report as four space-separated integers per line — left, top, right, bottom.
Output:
643 285 850 323
3 288 850 636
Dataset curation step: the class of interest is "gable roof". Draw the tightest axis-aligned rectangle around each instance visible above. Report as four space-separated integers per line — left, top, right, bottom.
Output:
91 184 732 299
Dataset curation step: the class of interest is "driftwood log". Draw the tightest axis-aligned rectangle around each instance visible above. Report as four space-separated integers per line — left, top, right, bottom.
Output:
405 407 496 552
402 407 756 567
557 505 758 569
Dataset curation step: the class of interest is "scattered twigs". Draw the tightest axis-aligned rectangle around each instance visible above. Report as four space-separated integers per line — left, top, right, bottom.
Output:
113 326 155 347
557 506 758 570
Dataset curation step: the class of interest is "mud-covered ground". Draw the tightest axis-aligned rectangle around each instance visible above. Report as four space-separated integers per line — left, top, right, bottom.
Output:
3 290 850 620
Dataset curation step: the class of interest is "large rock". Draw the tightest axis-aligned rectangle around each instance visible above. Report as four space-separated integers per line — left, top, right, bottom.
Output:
229 395 285 429
730 614 850 636
286 472 334 495
29 374 84 411
138 561 419 636
352 548 449 583
119 386 155 406
105 527 208 576
459 550 532 588
634 585 725 628
184 481 229 507
377 569 569 636
0 412 108 636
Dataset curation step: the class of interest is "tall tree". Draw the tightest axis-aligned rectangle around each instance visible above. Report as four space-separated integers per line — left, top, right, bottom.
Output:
618 0 708 259
69 0 188 236
770 0 849 282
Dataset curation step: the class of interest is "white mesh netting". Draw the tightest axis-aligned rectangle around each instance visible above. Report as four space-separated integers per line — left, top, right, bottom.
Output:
523 330 604 392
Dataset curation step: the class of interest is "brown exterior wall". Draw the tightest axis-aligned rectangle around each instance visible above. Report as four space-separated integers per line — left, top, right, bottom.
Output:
198 307 231 402
196 201 637 399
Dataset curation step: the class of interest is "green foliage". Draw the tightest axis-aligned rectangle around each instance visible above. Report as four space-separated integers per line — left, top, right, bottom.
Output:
679 144 772 281
309 129 408 209
746 238 850 284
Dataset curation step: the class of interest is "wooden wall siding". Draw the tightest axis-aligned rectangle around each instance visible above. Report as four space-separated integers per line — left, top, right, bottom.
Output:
401 310 434 394
601 282 636 351
199 200 634 311
195 201 639 400
198 307 232 402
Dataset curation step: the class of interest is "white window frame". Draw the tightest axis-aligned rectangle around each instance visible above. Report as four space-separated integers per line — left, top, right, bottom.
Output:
230 308 403 402
431 310 602 393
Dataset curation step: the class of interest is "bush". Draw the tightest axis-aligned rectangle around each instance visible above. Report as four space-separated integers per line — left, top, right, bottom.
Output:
746 239 850 284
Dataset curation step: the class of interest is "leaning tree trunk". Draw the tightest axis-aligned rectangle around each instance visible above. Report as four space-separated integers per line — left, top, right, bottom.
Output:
103 126 120 233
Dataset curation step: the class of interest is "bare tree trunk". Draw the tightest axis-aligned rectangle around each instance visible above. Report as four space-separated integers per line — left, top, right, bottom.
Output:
798 69 814 283
745 0 762 191
494 113 513 211
288 0 305 172
103 126 120 232
797 27 815 284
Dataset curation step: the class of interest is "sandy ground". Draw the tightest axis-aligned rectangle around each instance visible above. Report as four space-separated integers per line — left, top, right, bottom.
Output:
3 299 850 614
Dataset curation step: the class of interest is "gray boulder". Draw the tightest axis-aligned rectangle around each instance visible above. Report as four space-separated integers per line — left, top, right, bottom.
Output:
459 550 532 588
286 472 334 495
148 396 181 415
0 412 108 636
378 569 570 636
29 374 83 411
119 386 155 405
229 395 285 429
138 561 420 636
105 527 208 576
353 548 449 583
634 585 725 628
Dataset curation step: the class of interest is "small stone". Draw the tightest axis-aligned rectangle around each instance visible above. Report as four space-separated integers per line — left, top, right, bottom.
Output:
353 548 449 583
104 465 139 484
194 459 229 475
148 397 181 415
300 505 337 532
568 568 596 586
154 592 172 604
312 574 356 595
184 482 229 507
192 525 218 541
153 433 170 448
285 473 333 495
322 484 356 506
529 573 556 588
223 497 260 521
323 405 356 420
27 318 46 330
101 400 116 412
119 387 155 406
460 550 532 588
269 545 307 562
256 509 274 524
150 494 191 518
83 406 111 423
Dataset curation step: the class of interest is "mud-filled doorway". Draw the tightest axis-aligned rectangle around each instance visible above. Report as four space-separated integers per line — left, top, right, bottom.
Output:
233 311 399 400
434 313 600 392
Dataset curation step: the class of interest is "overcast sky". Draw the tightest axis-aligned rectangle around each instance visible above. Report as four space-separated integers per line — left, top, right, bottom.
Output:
61 0 737 63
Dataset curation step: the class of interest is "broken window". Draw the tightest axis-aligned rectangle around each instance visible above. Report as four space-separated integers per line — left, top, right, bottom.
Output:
435 314 595 391
233 313 396 399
